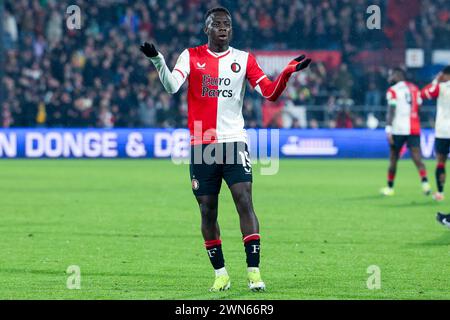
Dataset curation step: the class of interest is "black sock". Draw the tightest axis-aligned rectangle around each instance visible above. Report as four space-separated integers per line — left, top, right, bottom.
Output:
205 239 225 270
436 165 446 193
243 235 261 268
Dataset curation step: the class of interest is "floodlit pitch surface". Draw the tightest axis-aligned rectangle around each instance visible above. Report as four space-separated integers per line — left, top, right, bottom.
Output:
1 159 449 299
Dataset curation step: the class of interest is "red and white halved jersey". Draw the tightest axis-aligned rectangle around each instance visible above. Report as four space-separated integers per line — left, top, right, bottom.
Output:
421 80 450 139
150 44 268 144
386 81 422 135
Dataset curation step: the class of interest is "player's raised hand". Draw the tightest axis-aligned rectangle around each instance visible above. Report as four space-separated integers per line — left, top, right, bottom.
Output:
293 55 312 71
140 42 158 58
285 54 312 74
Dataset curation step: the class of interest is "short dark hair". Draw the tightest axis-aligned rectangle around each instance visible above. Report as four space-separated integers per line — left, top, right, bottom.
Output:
443 66 450 75
204 7 231 22
392 67 406 79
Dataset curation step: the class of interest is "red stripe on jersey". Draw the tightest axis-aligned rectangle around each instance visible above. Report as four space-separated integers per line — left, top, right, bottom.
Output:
246 53 266 88
387 88 397 99
246 53 294 102
174 68 185 79
406 82 421 135
188 45 219 145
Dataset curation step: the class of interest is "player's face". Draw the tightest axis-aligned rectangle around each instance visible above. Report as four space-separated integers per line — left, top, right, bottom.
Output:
442 73 450 82
205 12 232 46
388 70 398 85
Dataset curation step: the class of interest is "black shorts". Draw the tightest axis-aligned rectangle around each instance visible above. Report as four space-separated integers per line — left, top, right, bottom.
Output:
435 138 450 155
391 135 420 152
189 142 253 196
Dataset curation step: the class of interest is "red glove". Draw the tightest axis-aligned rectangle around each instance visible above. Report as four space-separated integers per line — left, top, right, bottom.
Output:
259 55 312 102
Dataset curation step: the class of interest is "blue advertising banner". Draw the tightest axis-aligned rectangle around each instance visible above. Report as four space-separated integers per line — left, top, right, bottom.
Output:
0 128 437 159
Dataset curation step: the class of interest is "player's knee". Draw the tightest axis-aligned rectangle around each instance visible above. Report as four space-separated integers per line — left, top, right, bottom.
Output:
199 203 218 223
235 192 254 216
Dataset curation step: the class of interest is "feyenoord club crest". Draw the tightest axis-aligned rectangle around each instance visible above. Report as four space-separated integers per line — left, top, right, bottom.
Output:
192 179 200 190
231 62 241 73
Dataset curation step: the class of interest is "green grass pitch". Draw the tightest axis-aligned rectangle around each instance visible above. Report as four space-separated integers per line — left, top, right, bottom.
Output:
1 159 449 300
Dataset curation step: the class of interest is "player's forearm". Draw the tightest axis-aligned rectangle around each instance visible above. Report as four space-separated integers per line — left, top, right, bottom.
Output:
148 53 182 94
386 105 394 127
258 69 291 102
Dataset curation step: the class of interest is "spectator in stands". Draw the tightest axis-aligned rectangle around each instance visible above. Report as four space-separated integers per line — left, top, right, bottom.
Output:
364 79 382 112
334 63 354 99
3 9 18 48
0 0 444 129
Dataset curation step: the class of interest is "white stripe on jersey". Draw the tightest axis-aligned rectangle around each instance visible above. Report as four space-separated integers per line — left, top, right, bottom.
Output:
216 48 248 143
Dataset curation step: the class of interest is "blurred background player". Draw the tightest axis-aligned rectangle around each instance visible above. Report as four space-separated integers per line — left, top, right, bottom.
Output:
140 7 311 292
381 67 431 197
421 66 450 202
436 212 450 229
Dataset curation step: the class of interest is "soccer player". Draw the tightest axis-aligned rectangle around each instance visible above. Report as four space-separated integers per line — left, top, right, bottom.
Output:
381 68 431 196
421 66 450 202
140 7 311 292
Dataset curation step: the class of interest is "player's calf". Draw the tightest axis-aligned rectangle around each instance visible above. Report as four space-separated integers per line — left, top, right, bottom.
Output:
381 169 396 196
435 162 446 200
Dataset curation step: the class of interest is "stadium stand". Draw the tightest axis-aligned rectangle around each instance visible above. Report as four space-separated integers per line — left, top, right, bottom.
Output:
0 0 448 129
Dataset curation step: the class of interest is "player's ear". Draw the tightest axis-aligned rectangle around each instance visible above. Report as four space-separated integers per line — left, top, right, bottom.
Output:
204 16 210 36
204 24 210 36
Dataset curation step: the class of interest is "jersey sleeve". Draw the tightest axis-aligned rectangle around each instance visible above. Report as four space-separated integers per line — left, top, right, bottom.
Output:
173 49 190 82
246 53 268 90
149 49 190 94
386 88 397 107
421 81 440 100
246 52 296 101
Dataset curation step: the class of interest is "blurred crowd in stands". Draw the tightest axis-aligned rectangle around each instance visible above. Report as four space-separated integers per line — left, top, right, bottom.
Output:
405 0 450 51
0 0 448 129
